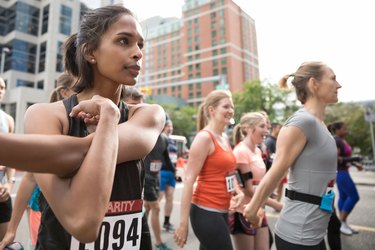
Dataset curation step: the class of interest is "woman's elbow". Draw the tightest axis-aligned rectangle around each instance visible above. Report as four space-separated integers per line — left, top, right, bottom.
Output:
66 214 102 243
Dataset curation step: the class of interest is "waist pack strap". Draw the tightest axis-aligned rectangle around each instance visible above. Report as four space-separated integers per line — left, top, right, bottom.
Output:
285 189 322 205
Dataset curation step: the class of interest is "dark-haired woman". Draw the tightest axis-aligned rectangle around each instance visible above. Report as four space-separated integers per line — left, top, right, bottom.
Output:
23 5 164 249
328 121 362 236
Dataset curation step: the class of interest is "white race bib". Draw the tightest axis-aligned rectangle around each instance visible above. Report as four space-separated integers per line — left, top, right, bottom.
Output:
150 161 162 173
226 174 235 193
70 200 143 250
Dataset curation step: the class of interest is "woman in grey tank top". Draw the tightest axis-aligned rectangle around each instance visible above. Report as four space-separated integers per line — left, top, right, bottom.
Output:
243 61 341 250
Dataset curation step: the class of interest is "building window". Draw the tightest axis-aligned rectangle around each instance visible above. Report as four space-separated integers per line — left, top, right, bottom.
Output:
0 7 7 36
56 41 64 72
41 5 49 34
60 5 72 35
12 39 37 73
39 41 47 73
13 2 40 36
37 80 44 90
16 79 34 88
9 103 17 123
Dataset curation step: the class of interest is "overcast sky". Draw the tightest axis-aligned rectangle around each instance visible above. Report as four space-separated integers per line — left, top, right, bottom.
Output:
82 0 375 103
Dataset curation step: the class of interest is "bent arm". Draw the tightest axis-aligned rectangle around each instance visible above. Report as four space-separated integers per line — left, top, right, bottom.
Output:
244 126 306 220
116 103 165 163
28 98 120 243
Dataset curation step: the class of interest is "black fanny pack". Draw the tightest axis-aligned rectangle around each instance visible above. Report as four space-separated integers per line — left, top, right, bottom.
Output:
285 189 334 213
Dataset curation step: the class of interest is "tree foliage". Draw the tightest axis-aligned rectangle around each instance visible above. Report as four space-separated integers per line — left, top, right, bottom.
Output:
325 102 373 156
161 104 197 146
232 80 298 124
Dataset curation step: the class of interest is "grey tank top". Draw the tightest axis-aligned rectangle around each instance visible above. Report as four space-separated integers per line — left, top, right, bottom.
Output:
274 108 337 246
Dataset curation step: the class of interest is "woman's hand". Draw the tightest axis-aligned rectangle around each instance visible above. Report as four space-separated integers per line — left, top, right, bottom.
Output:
0 231 16 250
354 163 364 171
174 224 188 248
243 205 265 228
70 95 120 124
0 184 11 203
229 191 245 212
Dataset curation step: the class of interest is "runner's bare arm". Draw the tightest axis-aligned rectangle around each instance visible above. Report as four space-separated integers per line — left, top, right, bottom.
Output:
27 96 120 243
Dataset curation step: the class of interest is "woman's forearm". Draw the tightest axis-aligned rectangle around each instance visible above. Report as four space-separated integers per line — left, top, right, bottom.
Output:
0 133 91 176
6 173 36 234
179 181 194 227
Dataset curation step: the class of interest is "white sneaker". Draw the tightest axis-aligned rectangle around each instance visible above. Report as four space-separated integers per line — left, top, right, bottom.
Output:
349 225 359 234
340 221 353 235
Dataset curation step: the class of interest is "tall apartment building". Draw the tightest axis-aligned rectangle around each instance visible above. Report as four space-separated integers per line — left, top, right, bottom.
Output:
0 0 88 133
138 0 259 106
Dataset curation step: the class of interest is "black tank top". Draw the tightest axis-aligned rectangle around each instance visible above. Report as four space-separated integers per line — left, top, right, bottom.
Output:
36 95 145 250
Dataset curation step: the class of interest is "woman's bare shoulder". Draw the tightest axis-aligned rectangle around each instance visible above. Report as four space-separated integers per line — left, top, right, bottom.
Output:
24 101 69 134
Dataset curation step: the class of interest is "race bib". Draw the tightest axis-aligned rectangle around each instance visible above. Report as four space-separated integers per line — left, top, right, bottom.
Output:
150 160 162 173
70 200 143 250
226 173 235 193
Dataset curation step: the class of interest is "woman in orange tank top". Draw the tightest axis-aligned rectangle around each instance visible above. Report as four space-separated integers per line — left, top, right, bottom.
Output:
174 90 244 250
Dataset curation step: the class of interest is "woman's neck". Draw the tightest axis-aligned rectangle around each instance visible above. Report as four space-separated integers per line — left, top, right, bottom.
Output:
205 123 225 137
243 136 256 152
77 87 122 104
304 101 326 122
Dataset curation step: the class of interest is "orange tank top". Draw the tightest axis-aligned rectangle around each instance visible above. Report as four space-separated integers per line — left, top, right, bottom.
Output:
192 130 237 210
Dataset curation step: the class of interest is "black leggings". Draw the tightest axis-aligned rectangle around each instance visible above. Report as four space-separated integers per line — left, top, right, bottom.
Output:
140 215 152 250
327 211 341 250
190 204 233 250
275 234 326 250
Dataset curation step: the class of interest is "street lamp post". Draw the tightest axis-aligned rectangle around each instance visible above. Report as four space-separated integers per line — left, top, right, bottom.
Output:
0 47 10 75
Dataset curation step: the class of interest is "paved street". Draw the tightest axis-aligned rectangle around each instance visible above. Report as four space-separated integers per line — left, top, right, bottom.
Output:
10 168 375 249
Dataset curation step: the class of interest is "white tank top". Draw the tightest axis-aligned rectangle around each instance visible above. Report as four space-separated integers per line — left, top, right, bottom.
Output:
0 109 10 181
0 109 9 133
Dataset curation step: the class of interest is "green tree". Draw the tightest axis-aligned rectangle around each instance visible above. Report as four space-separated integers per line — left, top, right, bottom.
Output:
326 102 372 156
162 104 197 146
232 80 298 123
